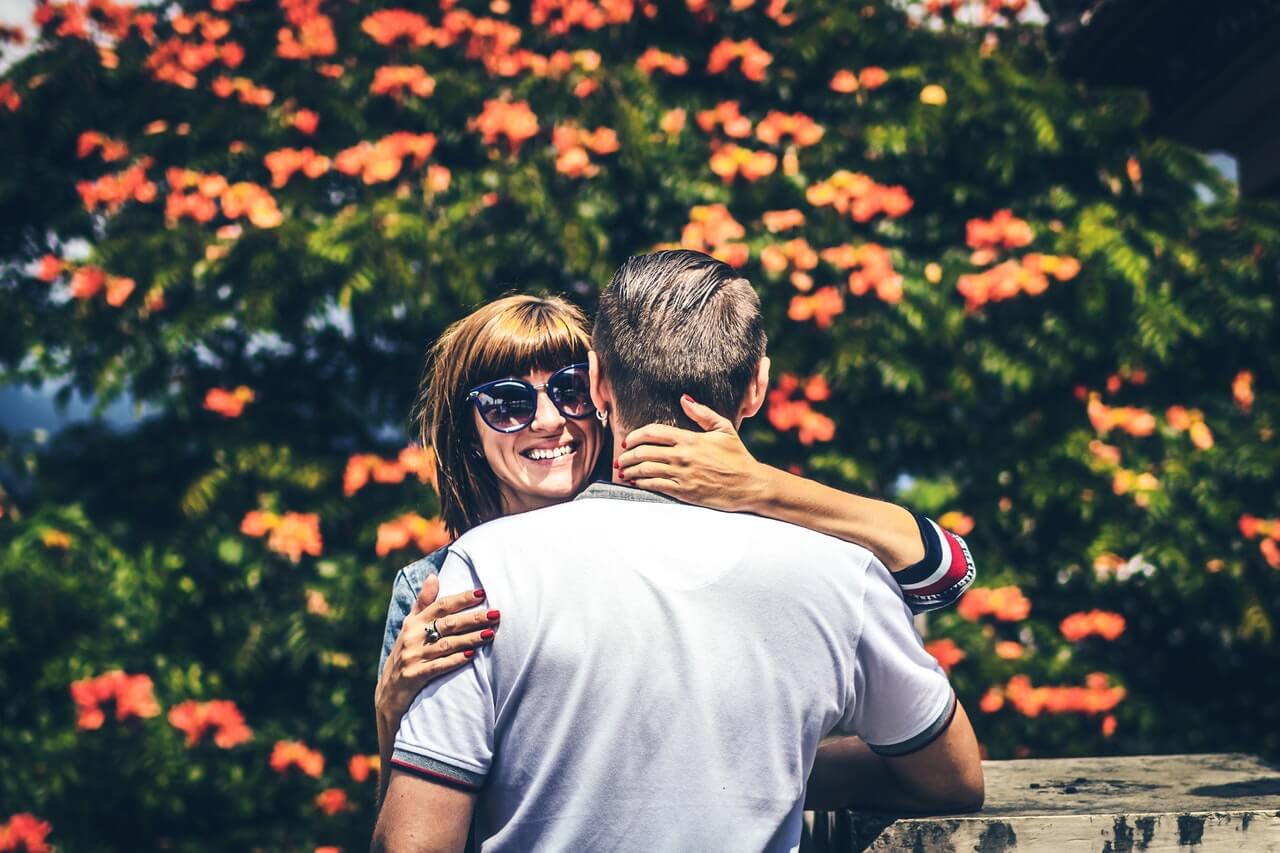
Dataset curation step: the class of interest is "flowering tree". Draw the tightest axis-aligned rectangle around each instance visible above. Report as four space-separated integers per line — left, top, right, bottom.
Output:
2 0 1279 847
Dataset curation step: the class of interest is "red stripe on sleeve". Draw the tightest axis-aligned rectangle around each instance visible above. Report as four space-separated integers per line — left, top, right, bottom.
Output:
912 531 970 597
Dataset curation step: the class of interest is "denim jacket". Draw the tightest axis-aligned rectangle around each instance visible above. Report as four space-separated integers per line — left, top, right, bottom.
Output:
377 546 450 677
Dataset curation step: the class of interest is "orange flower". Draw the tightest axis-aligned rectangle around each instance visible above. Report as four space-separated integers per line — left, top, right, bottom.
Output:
859 66 889 89
277 3 337 60
803 375 830 402
1232 370 1254 412
267 512 323 563
0 81 21 112
1059 610 1126 642
706 37 772 81
264 148 331 188
531 0 634 35
1102 714 1117 737
69 266 105 300
240 510 278 537
635 47 688 75
966 209 1033 251
342 454 379 496
919 83 948 105
293 109 319 135
957 586 1031 622
220 182 284 228
1261 538 1280 569
680 204 747 263
806 170 912 222
168 699 252 748
36 255 64 282
660 108 686 135
270 740 324 777
335 133 437 185
76 158 156 214
349 754 378 783
370 65 436 98
754 111 824 148
830 70 858 92
979 687 1005 713
552 124 619 178
77 131 129 162
0 813 53 853
788 287 844 328
762 209 805 233
471 100 539 153
70 670 160 730
1085 394 1155 438
361 9 433 46
994 641 1024 660
203 386 255 418
938 511 974 536
1004 673 1125 718
708 144 777 183
315 788 349 816
924 638 965 673
766 374 837 444
376 513 451 557
837 243 905 304
696 101 752 138
210 75 274 107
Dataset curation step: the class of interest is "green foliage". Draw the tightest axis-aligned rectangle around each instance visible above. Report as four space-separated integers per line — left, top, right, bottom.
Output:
1 0 1279 847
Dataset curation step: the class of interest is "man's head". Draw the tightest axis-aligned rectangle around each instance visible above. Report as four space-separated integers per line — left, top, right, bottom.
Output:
589 249 769 434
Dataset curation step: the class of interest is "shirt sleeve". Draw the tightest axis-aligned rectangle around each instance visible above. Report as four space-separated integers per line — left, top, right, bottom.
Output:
392 548 494 790
839 557 957 756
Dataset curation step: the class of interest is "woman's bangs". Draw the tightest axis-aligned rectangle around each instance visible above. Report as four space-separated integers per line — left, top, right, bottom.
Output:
472 302 589 383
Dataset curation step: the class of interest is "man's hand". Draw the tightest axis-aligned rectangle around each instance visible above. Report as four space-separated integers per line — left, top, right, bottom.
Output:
372 768 476 853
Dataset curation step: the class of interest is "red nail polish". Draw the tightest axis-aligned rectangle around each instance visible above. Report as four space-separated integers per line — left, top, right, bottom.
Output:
474 589 485 598
487 610 500 620
464 650 475 659
621 438 627 449
481 629 495 640
682 394 693 403
614 460 620 469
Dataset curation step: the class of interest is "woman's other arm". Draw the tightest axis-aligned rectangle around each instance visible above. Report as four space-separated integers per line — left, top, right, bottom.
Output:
616 395 974 612
375 567 497 810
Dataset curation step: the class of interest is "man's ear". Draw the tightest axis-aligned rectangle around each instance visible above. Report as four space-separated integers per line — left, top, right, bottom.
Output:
736 355 771 424
588 350 611 415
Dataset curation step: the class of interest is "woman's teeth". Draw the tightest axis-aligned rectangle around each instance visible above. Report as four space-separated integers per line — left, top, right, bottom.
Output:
524 444 575 461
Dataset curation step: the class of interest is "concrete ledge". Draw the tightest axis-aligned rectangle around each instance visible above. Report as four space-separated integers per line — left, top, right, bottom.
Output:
810 753 1280 851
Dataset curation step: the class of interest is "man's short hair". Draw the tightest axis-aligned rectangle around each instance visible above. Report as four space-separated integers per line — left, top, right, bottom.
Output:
592 249 766 431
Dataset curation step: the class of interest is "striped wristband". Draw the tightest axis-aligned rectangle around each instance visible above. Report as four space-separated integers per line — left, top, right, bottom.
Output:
896 512 976 614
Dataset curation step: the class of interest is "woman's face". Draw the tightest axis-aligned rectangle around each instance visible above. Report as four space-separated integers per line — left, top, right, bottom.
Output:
474 367 601 516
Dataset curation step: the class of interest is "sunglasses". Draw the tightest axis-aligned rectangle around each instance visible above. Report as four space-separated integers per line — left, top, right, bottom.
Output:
467 363 595 433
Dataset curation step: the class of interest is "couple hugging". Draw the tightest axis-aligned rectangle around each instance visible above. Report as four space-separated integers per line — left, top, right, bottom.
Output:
373 250 983 852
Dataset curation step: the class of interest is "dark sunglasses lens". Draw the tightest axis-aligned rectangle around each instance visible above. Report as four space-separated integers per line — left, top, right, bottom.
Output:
549 367 594 418
475 383 535 431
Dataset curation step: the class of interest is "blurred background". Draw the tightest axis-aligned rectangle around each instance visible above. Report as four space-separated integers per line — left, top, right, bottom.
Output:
1 0 1278 849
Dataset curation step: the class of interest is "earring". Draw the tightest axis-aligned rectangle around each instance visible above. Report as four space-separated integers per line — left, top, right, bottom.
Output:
595 407 609 428
471 447 484 459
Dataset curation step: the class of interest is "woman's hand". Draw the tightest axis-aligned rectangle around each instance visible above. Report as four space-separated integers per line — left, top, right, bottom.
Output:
615 394 775 513
375 575 499 729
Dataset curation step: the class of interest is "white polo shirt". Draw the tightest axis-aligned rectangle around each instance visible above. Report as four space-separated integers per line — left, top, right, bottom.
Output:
393 482 954 852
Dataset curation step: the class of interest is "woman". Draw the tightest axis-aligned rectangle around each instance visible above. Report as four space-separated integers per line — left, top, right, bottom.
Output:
376 293 973 802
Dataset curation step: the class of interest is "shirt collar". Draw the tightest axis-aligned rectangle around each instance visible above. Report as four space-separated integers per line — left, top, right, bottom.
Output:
574 480 681 506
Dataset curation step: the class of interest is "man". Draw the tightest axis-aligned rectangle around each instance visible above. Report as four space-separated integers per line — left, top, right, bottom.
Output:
374 250 983 852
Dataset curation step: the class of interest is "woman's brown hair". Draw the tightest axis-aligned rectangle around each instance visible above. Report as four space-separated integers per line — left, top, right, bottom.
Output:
413 294 603 538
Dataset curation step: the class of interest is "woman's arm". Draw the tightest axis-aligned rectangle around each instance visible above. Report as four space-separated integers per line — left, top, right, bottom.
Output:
616 395 974 612
375 568 498 810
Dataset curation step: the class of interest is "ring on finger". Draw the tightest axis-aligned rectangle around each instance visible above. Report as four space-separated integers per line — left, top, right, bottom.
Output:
425 619 442 645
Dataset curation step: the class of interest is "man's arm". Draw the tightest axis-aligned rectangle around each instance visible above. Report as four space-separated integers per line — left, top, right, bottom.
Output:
371 768 476 853
806 700 984 813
